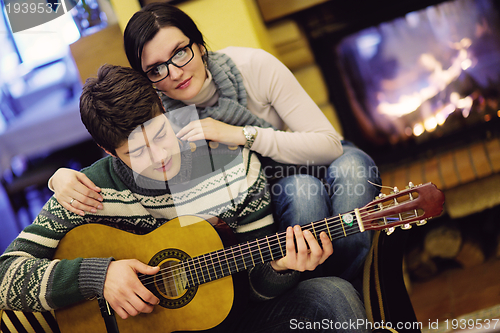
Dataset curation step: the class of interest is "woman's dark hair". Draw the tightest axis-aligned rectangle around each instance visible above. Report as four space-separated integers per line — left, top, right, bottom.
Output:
80 64 164 155
124 3 207 75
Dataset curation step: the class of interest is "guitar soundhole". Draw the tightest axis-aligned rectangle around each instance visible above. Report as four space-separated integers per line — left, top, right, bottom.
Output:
157 259 188 297
148 248 198 309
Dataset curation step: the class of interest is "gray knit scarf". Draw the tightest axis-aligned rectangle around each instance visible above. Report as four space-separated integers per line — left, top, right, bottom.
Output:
161 51 275 129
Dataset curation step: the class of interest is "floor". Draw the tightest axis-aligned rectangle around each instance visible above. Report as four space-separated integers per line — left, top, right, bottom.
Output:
405 205 500 333
1 77 84 252
410 258 500 332
0 138 103 253
0 182 48 252
0 184 25 252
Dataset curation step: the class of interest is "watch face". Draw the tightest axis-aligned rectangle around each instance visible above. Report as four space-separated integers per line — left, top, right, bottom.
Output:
246 126 257 136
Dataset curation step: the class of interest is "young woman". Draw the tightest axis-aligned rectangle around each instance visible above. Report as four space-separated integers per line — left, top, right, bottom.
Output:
50 3 381 287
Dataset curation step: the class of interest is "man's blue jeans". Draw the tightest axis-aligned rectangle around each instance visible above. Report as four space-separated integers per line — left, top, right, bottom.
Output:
231 277 370 332
227 142 380 332
270 141 381 285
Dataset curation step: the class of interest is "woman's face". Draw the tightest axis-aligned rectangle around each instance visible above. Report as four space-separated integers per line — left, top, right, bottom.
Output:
141 26 207 101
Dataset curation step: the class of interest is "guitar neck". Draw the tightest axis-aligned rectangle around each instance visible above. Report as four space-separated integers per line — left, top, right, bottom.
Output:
179 182 445 288
183 212 362 287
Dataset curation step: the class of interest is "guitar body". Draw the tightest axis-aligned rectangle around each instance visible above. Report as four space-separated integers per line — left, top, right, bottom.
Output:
54 216 234 333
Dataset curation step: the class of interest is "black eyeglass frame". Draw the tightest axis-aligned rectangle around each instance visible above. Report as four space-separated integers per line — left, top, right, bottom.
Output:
145 40 195 83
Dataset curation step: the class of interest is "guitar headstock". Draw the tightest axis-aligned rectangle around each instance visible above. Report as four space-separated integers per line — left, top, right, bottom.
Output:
362 182 445 234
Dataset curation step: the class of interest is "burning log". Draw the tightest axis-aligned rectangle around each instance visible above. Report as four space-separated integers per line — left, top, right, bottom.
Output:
455 238 486 268
406 223 494 281
406 247 438 281
424 225 462 259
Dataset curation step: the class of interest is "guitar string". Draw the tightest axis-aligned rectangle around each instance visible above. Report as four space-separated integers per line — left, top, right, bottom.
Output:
143 185 424 284
138 204 418 288
138 198 420 287
139 212 416 289
137 210 374 287
138 199 419 287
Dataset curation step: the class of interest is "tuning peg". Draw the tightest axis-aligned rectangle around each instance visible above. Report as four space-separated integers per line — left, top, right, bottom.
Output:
401 223 412 230
385 227 395 235
416 219 427 226
392 187 399 194
407 182 415 189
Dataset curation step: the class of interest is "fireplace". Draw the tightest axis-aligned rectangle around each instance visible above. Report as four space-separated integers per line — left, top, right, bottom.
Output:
296 0 500 165
286 0 500 297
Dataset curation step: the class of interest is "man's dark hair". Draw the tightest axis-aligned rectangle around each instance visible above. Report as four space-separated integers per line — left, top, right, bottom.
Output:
80 64 164 155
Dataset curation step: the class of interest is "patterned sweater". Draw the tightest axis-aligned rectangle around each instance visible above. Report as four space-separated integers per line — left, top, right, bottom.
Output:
0 141 299 312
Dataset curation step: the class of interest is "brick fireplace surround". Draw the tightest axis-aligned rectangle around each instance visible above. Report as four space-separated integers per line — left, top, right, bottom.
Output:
257 0 500 219
258 0 500 328
381 137 500 218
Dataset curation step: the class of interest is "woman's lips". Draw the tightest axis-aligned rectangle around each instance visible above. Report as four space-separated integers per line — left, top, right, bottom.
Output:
176 77 192 89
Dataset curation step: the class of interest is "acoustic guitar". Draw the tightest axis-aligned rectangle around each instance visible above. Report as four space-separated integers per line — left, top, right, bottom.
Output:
54 182 444 333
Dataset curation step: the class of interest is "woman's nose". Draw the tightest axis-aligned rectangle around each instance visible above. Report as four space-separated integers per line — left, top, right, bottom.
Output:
168 64 183 80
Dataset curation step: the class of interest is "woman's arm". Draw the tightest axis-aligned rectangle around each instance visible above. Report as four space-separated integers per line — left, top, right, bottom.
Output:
48 168 103 215
223 47 343 165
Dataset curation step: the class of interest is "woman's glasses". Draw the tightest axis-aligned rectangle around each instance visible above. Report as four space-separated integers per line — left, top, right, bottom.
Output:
146 41 195 83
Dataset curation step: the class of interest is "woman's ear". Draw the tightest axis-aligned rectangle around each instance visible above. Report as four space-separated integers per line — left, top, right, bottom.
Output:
199 45 208 67
199 44 206 56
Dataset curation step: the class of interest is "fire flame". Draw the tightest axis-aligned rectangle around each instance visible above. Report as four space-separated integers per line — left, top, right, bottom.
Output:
377 38 472 118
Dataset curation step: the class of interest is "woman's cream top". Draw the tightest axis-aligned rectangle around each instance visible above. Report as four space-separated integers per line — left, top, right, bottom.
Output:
183 46 343 165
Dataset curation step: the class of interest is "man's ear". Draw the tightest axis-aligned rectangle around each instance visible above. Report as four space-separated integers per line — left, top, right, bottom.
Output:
98 145 116 157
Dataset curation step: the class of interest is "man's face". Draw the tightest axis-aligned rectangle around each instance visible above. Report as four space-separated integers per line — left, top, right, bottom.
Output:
115 114 181 182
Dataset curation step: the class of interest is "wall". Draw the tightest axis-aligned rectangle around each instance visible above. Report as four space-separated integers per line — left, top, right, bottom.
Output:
178 0 275 54
109 0 275 54
70 23 130 83
108 0 141 32
74 0 275 81
265 18 343 134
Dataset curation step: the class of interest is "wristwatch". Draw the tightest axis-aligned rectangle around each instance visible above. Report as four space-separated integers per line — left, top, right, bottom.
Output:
242 125 258 149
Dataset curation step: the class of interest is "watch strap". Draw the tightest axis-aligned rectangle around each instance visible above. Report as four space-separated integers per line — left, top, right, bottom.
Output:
243 125 257 149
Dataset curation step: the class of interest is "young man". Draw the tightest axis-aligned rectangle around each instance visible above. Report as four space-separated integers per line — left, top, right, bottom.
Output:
0 65 368 332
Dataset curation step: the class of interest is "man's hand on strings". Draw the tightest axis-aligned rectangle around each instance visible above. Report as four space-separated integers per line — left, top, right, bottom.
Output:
103 259 160 319
271 225 333 272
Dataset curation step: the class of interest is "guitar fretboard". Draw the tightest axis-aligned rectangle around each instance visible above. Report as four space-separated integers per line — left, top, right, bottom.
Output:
183 215 361 287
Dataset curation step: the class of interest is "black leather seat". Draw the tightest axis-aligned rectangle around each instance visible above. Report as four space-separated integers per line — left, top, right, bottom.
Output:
364 229 421 333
